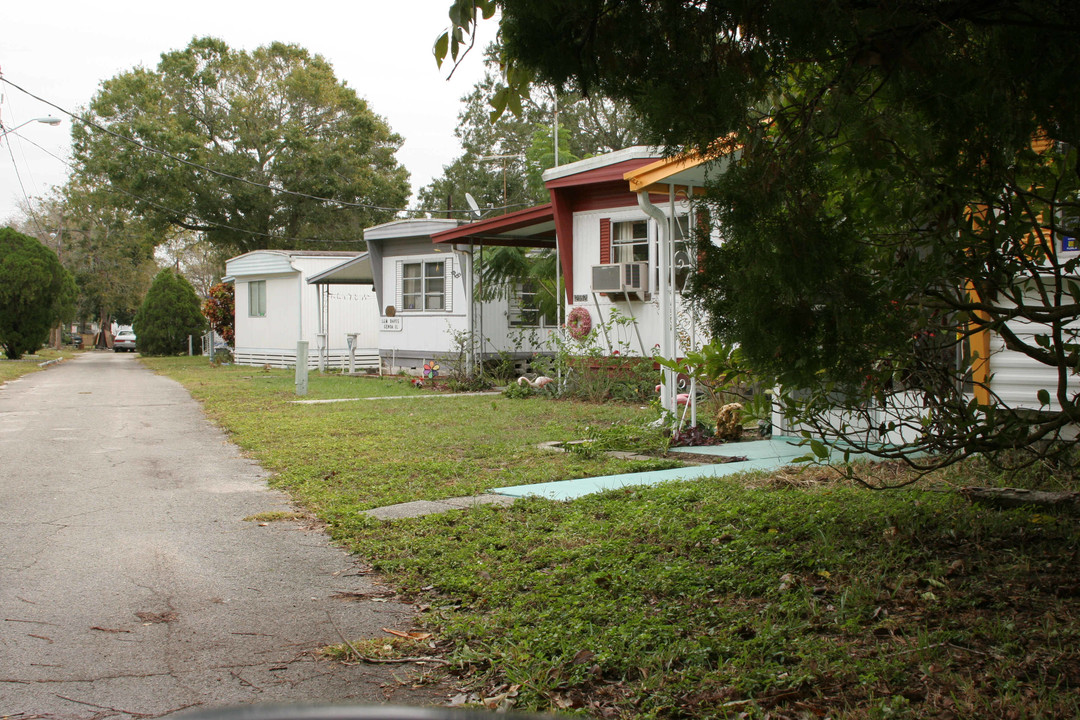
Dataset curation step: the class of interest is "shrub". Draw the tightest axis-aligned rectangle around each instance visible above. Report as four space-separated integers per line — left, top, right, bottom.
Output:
134 269 206 355
202 282 235 345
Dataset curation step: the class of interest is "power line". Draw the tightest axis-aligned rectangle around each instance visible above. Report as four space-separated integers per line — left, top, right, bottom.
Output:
2 124 49 236
8 126 364 245
0 75 531 218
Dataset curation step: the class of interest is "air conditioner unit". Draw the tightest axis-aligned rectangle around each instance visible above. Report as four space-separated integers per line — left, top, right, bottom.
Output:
591 262 649 294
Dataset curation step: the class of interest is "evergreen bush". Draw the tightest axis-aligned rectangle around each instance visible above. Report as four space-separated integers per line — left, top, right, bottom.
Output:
134 269 206 356
0 227 76 360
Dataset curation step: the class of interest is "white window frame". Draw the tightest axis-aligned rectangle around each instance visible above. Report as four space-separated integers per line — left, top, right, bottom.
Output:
508 281 555 328
398 259 451 312
612 219 649 264
248 280 267 317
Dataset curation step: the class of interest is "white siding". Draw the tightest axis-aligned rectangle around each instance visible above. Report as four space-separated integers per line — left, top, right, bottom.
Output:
985 308 1080 412
379 251 468 357
234 275 302 355
229 252 379 368
570 207 709 357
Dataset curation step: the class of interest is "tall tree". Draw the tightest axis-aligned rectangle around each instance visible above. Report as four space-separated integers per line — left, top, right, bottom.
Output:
439 1 1080 470
0 227 76 360
63 184 159 334
419 52 646 216
21 187 159 339
72 37 410 254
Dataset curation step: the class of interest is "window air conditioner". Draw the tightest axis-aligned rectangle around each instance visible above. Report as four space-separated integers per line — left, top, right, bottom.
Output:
591 262 650 294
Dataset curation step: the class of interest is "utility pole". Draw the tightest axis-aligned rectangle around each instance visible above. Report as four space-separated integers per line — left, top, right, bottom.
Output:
49 218 65 349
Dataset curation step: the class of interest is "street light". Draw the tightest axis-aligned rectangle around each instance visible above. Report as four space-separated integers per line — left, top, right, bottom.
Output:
0 116 62 141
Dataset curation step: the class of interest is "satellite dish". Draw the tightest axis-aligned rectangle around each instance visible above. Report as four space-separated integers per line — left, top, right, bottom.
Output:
464 192 482 218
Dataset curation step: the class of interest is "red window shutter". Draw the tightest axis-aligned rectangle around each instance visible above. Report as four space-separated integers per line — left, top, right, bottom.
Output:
599 218 611 264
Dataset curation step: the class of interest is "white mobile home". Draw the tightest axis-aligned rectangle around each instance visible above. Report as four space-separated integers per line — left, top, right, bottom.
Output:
364 218 558 375
430 147 724 411
432 148 721 362
225 250 379 369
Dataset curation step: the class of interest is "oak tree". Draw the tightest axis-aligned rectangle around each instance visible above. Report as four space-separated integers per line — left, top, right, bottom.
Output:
73 37 410 254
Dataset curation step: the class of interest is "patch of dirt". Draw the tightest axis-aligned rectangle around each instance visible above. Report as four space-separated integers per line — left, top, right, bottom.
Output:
135 611 178 624
664 450 748 464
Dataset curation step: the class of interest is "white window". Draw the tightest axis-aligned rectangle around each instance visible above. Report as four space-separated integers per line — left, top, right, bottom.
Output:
248 280 266 317
612 220 649 263
401 260 447 311
509 281 555 327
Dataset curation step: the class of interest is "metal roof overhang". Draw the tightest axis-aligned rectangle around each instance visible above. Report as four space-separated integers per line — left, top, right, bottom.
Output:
624 139 742 193
306 253 375 284
430 203 557 248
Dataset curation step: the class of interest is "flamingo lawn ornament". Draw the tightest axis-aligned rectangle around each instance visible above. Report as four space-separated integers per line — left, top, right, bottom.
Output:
655 384 691 405
518 375 555 389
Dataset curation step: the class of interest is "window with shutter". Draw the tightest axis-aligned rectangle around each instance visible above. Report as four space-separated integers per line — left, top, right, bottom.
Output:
612 220 649 263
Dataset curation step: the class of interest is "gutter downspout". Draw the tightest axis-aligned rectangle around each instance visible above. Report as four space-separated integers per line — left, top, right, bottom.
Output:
316 283 325 372
454 243 476 377
637 191 675 414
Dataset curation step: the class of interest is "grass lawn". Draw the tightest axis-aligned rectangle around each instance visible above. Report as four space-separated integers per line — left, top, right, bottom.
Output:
0 348 77 384
147 356 1080 719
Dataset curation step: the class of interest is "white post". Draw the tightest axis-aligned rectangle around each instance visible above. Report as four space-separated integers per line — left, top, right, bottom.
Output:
295 341 309 396
188 335 193 356
347 333 357 374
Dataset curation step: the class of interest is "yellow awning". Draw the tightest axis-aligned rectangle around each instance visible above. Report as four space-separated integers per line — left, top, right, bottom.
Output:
624 136 741 193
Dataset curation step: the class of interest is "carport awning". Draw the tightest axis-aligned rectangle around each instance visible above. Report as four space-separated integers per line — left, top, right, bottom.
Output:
624 137 742 194
307 253 374 284
430 203 556 248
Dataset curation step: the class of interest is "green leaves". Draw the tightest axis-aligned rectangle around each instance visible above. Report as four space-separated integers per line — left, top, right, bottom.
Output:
0 228 76 360
134 269 207 356
73 37 409 253
436 0 499 69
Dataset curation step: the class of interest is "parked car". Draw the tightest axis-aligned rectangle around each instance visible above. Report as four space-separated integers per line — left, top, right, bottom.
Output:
113 330 137 352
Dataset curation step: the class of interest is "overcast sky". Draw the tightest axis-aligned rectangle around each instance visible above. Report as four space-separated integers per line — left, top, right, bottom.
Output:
0 0 496 225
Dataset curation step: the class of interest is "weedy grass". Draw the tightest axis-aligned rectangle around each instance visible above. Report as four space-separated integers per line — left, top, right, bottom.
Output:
148 357 1080 719
142 357 678 514
0 349 75 383
242 510 307 522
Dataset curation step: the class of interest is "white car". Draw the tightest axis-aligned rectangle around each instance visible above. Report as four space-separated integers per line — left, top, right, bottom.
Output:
113 330 137 352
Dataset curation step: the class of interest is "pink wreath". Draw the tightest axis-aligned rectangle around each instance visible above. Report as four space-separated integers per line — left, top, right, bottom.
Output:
566 306 592 341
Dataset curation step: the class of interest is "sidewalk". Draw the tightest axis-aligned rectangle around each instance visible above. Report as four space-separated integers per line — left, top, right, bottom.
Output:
363 437 813 518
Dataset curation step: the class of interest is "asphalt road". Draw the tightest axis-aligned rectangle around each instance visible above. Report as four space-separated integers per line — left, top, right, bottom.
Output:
0 353 444 719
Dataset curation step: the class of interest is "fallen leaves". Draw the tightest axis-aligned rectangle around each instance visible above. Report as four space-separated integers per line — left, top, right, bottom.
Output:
382 627 432 641
571 649 596 665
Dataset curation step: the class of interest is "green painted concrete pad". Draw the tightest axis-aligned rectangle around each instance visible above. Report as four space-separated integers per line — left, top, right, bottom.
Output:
491 436 813 501
671 436 809 461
